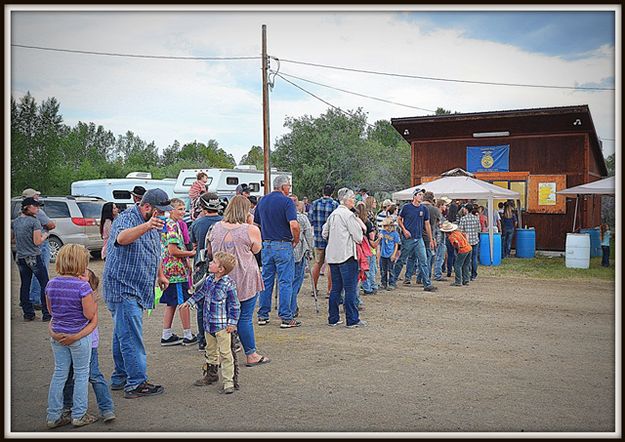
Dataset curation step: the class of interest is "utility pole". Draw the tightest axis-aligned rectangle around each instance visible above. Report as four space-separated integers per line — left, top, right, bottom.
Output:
261 24 271 195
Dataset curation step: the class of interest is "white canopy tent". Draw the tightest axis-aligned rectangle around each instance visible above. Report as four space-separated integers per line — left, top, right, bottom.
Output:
556 176 615 231
392 175 520 263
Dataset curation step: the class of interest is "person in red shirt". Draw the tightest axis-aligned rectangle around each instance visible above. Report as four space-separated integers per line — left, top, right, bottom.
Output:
440 221 472 287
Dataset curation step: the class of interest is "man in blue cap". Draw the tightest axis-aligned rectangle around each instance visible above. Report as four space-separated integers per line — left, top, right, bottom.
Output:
103 188 172 398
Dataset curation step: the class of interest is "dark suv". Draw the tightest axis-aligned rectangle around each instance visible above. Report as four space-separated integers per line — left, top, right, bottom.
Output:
11 196 107 261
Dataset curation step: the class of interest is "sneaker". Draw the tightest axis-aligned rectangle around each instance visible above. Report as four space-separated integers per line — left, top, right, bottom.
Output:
435 277 448 282
124 381 164 399
220 386 235 395
110 382 125 391
450 282 462 287
380 284 388 290
72 412 99 427
403 280 411 285
389 284 397 289
462 282 470 286
182 335 198 346
47 413 71 429
257 318 269 326
33 303 43 311
363 290 374 295
161 334 183 346
198 345 206 352
423 285 438 292
328 320 344 327
102 411 116 423
23 314 35 321
346 320 367 329
386 286 392 291
280 319 302 328
42 315 52 322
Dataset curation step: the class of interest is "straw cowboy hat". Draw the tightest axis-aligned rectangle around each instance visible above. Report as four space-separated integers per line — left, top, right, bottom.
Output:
439 196 452 204
439 221 458 232
382 199 393 208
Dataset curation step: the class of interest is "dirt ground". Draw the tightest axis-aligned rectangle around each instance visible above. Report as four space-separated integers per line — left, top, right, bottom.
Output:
8 258 616 435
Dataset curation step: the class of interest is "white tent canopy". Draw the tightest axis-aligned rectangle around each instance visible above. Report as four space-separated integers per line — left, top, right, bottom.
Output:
392 175 520 263
392 176 520 201
556 176 615 196
556 176 614 231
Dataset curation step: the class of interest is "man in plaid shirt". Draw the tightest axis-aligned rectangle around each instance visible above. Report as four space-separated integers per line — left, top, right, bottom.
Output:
458 204 481 281
310 184 339 295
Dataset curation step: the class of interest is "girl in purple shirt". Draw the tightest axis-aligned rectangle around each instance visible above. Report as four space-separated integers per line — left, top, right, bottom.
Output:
45 244 98 429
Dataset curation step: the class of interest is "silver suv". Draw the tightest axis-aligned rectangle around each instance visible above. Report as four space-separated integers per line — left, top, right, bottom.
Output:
11 195 107 261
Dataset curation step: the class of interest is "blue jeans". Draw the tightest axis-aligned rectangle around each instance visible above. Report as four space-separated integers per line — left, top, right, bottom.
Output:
291 259 306 313
445 237 456 276
379 257 397 287
393 237 418 282
258 241 296 321
503 230 514 258
601 246 610 267
328 258 360 326
29 240 50 304
418 244 434 282
17 255 50 318
107 297 147 391
47 335 92 421
361 254 378 293
454 251 471 284
196 298 206 348
471 240 479 279
237 294 259 356
63 347 114 415
433 234 446 280
413 238 433 288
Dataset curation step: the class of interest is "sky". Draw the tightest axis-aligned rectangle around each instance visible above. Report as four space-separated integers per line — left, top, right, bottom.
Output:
8 6 618 166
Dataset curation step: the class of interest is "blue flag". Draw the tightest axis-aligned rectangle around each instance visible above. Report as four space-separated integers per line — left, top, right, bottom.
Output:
466 145 509 172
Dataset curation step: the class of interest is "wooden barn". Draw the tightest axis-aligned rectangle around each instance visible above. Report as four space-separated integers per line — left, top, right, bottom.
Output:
391 105 609 251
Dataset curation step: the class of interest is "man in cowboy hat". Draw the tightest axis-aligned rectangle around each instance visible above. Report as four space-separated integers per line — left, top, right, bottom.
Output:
131 186 147 205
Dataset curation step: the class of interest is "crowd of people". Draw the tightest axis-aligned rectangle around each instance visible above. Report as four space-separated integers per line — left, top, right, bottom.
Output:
10 175 612 429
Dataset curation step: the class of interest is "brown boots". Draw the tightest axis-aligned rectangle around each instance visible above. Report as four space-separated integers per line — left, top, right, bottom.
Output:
193 363 219 386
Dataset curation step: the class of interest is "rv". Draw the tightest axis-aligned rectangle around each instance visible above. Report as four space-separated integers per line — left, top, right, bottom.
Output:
70 166 293 211
71 172 177 209
172 165 292 203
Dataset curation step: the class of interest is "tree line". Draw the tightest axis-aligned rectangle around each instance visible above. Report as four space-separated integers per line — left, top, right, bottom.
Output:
11 92 413 200
11 92 615 203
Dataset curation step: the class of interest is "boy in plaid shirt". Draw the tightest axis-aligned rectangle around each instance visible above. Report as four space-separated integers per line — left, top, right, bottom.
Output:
181 251 240 394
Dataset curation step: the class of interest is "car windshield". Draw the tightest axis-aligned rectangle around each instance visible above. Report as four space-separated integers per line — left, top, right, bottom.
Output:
77 201 105 218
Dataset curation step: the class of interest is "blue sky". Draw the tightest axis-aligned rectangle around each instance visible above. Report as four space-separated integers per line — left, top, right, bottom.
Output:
401 11 615 60
8 7 618 164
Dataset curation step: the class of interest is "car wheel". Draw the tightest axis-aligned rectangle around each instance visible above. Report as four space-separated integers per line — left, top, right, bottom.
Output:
48 236 63 263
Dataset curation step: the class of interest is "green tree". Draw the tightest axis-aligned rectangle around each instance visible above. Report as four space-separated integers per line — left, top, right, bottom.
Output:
239 145 264 170
435 107 453 115
604 153 614 176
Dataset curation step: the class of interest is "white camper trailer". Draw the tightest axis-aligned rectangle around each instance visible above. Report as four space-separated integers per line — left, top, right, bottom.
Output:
71 172 177 209
172 166 292 203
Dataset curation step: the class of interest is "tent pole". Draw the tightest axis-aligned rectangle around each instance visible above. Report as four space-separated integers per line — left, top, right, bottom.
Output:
488 197 494 264
572 196 579 232
517 199 523 228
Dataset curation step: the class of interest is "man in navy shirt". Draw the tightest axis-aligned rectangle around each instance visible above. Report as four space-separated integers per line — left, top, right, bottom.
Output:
393 188 438 292
254 175 301 328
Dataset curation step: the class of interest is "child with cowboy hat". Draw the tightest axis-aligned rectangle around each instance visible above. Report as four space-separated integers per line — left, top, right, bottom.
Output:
440 221 472 287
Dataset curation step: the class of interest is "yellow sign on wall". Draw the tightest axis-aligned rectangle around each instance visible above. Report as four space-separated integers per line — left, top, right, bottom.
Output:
538 182 557 205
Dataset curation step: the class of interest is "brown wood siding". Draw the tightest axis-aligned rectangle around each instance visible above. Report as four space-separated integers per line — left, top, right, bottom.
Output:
410 134 595 250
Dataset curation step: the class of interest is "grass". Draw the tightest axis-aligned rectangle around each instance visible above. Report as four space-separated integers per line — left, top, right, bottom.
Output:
478 238 616 282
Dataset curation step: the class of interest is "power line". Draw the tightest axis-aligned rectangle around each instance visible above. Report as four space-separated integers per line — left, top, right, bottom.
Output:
273 56 615 91
12 44 261 61
276 71 436 113
274 72 376 128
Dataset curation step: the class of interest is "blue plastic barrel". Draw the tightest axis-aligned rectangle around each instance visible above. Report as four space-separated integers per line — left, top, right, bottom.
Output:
580 227 601 257
479 232 502 266
515 228 536 258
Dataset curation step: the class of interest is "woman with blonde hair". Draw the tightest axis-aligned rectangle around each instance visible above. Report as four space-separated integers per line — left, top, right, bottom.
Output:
208 195 269 366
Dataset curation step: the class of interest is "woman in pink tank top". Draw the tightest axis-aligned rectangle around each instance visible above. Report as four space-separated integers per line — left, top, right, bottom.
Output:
208 196 270 367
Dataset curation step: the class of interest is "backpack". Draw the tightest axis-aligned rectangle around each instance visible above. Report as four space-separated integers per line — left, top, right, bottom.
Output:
191 223 215 292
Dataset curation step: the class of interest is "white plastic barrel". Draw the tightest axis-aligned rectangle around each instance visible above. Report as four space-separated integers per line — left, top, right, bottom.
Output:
565 233 590 269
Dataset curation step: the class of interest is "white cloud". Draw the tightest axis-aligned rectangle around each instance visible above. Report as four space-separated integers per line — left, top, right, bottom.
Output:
9 9 616 165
